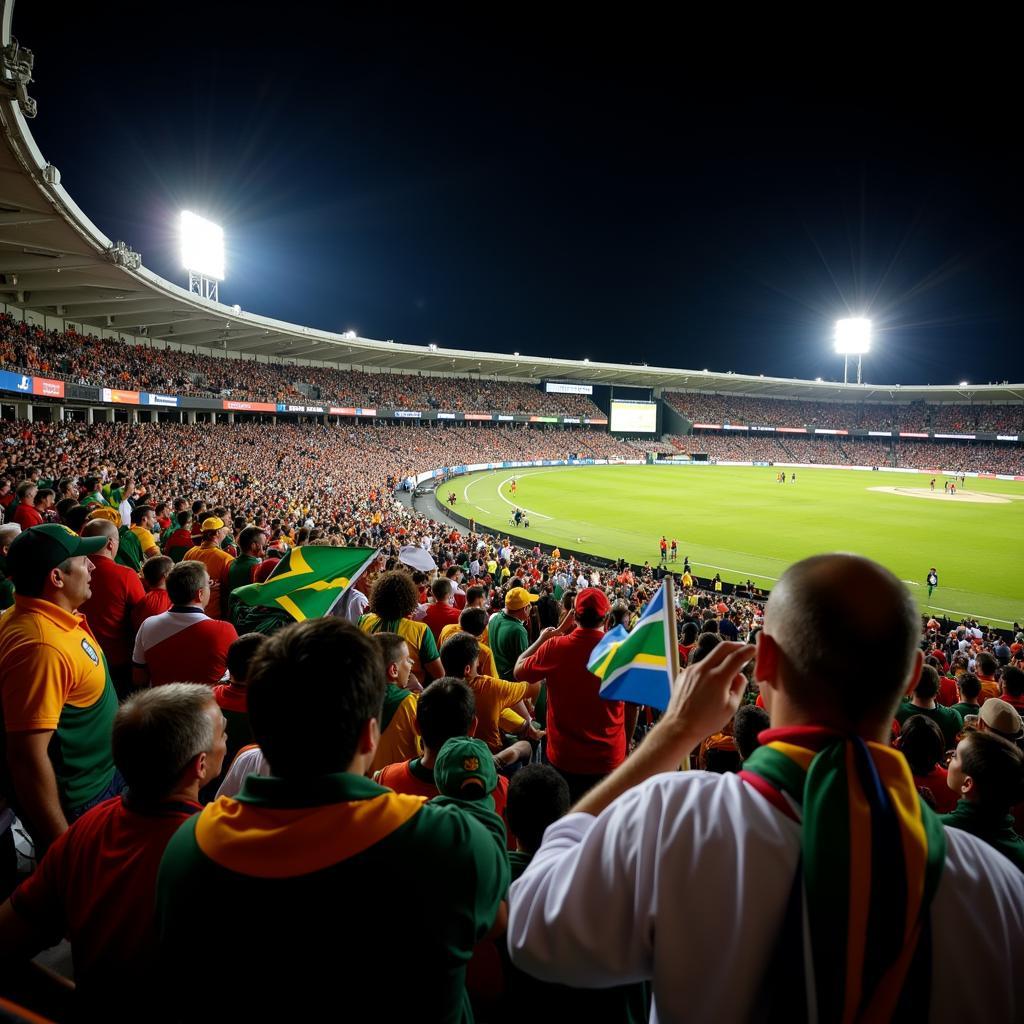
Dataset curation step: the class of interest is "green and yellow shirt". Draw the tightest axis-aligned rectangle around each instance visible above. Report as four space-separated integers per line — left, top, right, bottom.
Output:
157 772 508 1022
0 596 118 809
357 614 439 683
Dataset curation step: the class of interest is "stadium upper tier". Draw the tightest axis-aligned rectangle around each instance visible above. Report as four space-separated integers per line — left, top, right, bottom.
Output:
0 316 601 414
3 320 1024 434
0 34 1022 403
664 391 1024 434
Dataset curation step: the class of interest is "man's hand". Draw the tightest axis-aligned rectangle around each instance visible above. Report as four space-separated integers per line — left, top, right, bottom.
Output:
571 642 755 818
658 641 755 746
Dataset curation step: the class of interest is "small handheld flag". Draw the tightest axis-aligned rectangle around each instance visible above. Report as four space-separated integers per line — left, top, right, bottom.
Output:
587 578 678 709
232 546 378 622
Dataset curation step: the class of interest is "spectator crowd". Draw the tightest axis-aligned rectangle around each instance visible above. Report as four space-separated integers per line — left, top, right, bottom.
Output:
1 315 599 415
0 355 1021 1020
665 390 1024 434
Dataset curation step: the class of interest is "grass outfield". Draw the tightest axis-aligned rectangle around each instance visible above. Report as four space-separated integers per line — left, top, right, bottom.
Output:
459 465 1024 627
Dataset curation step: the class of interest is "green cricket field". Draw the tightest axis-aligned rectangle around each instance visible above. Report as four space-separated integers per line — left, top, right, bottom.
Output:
458 465 1024 627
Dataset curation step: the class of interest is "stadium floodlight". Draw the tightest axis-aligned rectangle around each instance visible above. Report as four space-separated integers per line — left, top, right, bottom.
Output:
959 380 969 386
181 211 224 302
834 318 871 384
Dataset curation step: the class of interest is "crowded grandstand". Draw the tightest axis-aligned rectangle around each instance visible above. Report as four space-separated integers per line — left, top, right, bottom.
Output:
0 4 1022 1023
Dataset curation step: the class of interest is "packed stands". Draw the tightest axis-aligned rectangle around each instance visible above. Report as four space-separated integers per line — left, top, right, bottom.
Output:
665 391 1024 434
1 409 1022 1024
0 419 635 527
0 315 600 415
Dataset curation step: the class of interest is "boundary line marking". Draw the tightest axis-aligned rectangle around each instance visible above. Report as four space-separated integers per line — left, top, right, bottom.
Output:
459 466 1020 626
496 474 552 520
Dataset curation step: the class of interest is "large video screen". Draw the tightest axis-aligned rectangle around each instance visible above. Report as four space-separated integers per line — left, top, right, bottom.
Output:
610 400 657 433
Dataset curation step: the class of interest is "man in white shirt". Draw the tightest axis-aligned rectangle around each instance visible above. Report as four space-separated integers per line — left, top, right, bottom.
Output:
508 554 1024 1022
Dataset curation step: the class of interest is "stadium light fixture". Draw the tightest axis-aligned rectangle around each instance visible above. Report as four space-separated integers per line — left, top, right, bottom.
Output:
834 318 871 384
959 380 969 386
428 343 438 352
181 211 224 302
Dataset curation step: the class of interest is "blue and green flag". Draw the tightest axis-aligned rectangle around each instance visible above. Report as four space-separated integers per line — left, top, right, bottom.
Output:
587 581 675 709
232 546 378 622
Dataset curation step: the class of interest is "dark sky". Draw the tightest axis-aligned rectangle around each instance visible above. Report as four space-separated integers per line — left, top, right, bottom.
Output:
13 6 1023 385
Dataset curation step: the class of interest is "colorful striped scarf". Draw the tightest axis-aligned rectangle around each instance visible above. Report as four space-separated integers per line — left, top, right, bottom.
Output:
741 726 946 1024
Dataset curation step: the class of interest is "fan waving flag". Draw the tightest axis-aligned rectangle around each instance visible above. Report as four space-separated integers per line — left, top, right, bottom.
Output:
587 581 676 709
232 546 378 622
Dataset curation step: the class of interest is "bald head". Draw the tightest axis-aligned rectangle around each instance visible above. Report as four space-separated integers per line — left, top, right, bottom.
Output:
762 554 921 727
81 517 119 557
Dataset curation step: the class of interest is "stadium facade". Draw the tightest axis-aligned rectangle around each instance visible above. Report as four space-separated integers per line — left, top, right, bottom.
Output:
2 2 1023 434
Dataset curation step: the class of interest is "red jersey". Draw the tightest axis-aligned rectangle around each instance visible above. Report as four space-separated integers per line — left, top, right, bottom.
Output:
936 675 958 708
13 503 44 530
10 795 200 1005
913 765 958 814
424 602 461 644
162 527 195 560
130 588 172 632
518 626 625 775
80 556 145 667
132 606 237 685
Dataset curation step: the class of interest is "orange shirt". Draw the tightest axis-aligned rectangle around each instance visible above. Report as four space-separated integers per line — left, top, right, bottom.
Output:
468 674 529 752
978 677 1001 704
182 545 235 619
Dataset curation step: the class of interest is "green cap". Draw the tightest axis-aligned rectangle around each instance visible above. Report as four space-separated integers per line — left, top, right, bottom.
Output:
433 737 498 800
5 524 107 588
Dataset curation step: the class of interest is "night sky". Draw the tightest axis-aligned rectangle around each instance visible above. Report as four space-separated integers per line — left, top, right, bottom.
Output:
13 6 1023 385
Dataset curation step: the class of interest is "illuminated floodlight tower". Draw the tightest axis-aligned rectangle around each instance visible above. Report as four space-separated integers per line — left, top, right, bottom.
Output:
181 211 224 302
834 318 871 384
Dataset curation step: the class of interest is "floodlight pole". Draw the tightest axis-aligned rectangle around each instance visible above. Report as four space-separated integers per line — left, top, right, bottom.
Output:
844 353 849 385
188 270 218 303
857 353 862 385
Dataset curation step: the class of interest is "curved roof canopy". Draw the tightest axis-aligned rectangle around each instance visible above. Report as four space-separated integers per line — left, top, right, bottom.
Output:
1 3 1021 404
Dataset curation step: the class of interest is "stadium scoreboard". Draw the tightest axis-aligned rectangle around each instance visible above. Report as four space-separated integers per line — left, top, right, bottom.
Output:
610 399 657 433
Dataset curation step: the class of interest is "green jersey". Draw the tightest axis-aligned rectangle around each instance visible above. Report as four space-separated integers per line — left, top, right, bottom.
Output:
157 772 508 1022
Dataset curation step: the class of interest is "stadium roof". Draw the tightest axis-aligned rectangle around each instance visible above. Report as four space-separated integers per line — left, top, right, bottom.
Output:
1 10 1022 405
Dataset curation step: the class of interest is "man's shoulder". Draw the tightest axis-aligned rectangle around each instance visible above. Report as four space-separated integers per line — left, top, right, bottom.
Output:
473 673 521 693
399 617 428 638
936 826 1024 938
192 616 237 642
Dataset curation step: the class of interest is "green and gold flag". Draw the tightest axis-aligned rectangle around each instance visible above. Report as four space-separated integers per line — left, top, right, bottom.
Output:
232 546 378 622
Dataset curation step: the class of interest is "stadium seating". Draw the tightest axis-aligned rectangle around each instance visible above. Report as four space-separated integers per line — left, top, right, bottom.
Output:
664 391 1024 434
0 315 600 415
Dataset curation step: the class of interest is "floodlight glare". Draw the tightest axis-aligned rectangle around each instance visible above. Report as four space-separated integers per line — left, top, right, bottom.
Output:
834 318 872 355
180 211 224 281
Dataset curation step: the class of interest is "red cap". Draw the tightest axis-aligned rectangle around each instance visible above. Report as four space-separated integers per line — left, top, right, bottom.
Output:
254 558 281 583
575 587 610 617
